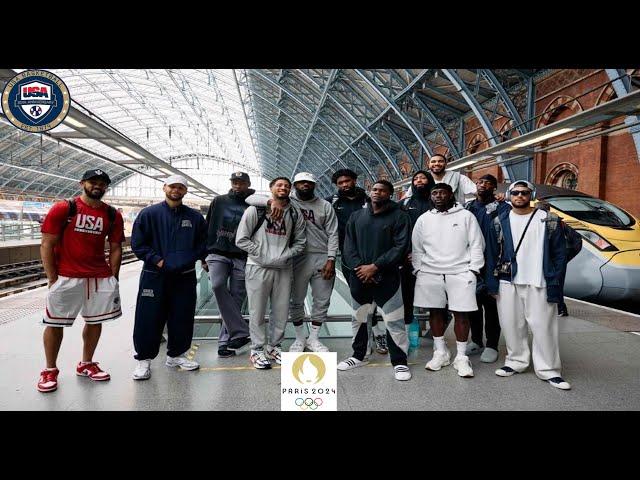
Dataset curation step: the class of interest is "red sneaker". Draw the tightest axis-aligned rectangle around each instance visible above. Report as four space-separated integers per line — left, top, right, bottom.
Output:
76 362 110 381
37 368 59 393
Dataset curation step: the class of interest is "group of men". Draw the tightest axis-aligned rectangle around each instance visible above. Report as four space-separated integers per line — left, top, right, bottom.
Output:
36 153 572 393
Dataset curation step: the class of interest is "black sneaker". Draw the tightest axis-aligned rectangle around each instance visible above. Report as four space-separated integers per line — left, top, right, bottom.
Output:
548 377 571 390
557 306 569 317
228 336 251 353
218 347 235 358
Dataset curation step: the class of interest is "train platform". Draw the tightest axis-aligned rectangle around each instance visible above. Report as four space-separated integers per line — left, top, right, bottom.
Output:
0 260 638 411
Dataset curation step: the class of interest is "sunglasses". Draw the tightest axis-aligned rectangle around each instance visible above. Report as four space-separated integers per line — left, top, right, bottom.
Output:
510 190 532 196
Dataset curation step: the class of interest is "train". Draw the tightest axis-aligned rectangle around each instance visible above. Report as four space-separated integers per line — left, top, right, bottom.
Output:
500 184 640 303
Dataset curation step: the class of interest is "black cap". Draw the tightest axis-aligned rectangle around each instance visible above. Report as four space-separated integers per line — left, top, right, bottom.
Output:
229 171 250 182
81 169 111 184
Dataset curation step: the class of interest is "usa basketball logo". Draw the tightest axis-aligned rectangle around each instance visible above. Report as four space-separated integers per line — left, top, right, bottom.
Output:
1 70 70 133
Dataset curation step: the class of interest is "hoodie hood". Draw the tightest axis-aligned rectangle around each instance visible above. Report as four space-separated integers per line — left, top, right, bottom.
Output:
428 203 464 215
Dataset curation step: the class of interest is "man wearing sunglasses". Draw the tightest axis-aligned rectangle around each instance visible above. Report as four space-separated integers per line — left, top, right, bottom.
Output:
484 181 571 390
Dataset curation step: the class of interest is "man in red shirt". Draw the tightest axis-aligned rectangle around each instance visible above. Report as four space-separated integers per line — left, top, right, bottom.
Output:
37 169 125 393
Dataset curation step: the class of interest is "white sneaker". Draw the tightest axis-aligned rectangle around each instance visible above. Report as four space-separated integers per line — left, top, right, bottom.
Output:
393 365 412 381
165 355 200 371
453 355 474 377
425 349 451 371
337 357 369 371
548 377 571 390
289 338 306 353
480 347 499 363
466 341 484 356
132 360 151 380
305 337 329 352
265 344 282 365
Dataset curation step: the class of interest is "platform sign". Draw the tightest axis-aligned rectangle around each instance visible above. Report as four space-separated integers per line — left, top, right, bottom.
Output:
281 352 337 411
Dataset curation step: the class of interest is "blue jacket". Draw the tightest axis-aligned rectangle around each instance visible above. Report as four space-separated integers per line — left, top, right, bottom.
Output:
131 201 207 274
484 208 567 303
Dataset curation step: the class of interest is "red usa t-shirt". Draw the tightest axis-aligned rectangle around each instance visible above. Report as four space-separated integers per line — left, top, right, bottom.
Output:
41 197 125 278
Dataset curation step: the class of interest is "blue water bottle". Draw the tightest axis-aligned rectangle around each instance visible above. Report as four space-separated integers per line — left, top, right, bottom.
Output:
408 316 420 352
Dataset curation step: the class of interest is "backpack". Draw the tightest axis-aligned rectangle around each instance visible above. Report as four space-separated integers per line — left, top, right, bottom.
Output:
250 205 299 247
62 197 117 237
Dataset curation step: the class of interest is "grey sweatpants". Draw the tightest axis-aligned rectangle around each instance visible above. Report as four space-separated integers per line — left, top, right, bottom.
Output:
206 253 249 347
290 253 335 325
245 264 293 350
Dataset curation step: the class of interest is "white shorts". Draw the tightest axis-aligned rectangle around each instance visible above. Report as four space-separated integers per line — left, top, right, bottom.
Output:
413 271 478 312
43 276 122 327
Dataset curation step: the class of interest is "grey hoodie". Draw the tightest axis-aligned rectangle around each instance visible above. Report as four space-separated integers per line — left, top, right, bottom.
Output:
235 203 306 269
245 192 339 258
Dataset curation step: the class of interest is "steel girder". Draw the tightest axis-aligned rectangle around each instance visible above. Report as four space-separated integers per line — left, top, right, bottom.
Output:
605 69 640 163
249 70 376 182
296 70 401 179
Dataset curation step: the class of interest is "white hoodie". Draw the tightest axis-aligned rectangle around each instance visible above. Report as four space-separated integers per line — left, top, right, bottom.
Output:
411 204 485 275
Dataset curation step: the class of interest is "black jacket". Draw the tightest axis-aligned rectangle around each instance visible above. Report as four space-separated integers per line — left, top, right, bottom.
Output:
401 183 434 229
205 189 255 258
325 187 370 252
343 200 411 274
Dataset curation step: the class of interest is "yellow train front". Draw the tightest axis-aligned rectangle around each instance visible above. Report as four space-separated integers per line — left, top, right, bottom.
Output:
535 185 640 302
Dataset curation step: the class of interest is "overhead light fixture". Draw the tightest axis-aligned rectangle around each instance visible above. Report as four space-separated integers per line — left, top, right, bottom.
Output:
496 127 575 153
115 145 145 159
63 117 87 128
448 157 488 171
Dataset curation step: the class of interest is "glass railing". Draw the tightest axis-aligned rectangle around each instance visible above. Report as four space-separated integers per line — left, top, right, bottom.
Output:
194 256 431 340
194 256 357 340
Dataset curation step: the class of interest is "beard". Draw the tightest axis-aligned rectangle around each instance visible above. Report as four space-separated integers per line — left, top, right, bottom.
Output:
295 186 314 201
413 184 430 196
338 185 356 197
84 185 105 200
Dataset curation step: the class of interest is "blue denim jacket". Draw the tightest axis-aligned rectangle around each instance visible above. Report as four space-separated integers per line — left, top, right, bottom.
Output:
484 208 567 303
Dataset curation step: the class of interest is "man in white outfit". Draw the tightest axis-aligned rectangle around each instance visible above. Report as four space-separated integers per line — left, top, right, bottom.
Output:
484 180 571 390
411 183 485 378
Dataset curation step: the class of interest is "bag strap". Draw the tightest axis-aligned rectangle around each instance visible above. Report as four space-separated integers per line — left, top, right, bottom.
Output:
250 206 268 239
513 209 538 256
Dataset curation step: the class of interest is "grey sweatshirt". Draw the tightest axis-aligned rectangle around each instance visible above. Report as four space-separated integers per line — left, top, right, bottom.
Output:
245 192 339 258
235 203 306 269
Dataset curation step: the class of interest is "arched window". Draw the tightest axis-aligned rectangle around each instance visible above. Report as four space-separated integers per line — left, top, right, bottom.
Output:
546 162 579 190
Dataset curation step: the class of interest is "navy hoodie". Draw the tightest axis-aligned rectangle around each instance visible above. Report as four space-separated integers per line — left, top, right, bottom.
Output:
131 201 207 273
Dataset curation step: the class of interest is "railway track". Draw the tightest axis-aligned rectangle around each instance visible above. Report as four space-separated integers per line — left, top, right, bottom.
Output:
0 249 139 298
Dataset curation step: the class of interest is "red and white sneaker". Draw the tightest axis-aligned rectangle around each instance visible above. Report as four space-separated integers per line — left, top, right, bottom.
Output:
37 368 59 393
76 362 111 381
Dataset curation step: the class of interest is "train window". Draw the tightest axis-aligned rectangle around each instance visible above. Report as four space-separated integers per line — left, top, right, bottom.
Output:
547 196 635 228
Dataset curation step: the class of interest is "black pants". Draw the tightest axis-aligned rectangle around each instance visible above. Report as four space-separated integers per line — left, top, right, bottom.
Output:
341 258 380 327
469 290 500 350
400 259 416 325
349 272 407 366
133 269 197 360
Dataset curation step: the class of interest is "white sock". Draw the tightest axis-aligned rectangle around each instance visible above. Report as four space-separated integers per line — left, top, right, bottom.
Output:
45 367 57 371
294 324 306 342
309 324 321 340
433 336 446 352
456 341 468 358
